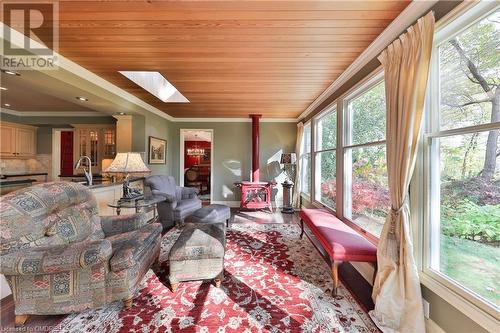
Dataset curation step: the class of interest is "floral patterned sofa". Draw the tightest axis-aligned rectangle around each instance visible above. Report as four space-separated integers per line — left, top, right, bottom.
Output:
0 182 163 326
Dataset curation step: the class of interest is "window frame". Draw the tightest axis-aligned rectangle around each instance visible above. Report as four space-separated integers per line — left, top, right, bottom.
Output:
308 68 384 244
418 1 500 329
342 70 386 240
313 105 338 210
299 121 312 198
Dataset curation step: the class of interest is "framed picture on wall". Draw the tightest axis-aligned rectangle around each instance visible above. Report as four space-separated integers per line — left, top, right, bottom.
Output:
148 136 167 164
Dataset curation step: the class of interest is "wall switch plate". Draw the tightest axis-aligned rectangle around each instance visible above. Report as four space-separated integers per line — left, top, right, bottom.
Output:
423 299 430 319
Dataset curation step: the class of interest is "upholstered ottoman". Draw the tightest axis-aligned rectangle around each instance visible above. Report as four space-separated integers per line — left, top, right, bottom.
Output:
186 204 231 227
168 223 226 291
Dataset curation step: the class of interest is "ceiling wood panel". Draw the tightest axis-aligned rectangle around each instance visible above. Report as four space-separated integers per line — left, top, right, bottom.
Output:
26 0 412 118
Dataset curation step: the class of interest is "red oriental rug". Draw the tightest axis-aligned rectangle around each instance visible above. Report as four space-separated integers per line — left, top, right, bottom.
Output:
54 223 378 332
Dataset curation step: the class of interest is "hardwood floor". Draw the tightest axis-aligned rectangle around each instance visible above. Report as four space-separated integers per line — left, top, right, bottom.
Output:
0 209 373 330
0 295 65 332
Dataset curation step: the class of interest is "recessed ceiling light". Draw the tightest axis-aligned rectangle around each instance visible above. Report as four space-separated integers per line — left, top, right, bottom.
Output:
119 112 125 115
0 87 7 91
119 71 189 103
76 96 88 102
1 69 20 76
4 103 11 107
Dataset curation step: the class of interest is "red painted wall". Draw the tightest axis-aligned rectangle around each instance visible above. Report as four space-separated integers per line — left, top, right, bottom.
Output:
184 141 211 168
60 131 74 176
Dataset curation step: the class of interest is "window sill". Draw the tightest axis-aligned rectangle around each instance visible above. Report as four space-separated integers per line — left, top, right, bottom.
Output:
310 201 379 246
342 217 380 246
300 193 311 202
420 271 499 332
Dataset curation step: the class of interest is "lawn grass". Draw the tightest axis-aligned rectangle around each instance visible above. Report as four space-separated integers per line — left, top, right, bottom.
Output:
440 235 499 307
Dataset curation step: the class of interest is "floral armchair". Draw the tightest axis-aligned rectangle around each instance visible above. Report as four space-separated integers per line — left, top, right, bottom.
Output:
0 182 162 326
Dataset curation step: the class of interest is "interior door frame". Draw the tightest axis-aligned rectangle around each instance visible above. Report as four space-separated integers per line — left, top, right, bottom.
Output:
51 128 74 181
179 128 214 204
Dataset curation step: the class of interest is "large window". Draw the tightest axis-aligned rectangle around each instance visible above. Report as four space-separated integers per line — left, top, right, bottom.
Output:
314 108 337 209
426 5 499 313
300 122 312 196
344 80 390 237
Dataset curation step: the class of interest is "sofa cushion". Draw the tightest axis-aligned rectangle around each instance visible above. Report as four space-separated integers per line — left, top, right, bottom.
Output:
107 223 162 272
174 198 202 219
299 208 377 262
0 182 99 255
176 198 203 211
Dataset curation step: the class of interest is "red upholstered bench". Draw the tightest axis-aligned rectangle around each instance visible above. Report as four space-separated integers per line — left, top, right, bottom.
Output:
299 208 377 295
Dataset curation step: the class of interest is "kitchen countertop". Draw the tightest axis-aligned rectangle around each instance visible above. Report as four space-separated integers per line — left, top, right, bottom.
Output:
0 172 48 179
78 177 145 190
0 179 37 187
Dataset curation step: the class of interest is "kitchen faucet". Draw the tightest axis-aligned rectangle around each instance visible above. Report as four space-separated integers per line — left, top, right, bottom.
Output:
75 156 93 186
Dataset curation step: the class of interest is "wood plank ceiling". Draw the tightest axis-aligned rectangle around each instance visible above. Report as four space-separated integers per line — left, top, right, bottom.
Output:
56 1 410 118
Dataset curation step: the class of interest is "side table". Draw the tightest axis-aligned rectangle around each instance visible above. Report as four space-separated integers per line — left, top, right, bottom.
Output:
107 196 165 222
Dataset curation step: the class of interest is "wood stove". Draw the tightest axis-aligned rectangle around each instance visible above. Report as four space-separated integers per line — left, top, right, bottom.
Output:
235 114 276 212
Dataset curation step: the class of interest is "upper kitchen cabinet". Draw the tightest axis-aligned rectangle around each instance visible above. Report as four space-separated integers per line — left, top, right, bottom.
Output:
0 122 37 158
72 124 116 174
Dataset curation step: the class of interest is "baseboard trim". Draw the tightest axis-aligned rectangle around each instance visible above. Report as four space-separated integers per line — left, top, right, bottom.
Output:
211 201 240 208
212 200 284 209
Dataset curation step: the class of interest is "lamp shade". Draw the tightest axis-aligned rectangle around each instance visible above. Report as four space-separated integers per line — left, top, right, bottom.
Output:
280 153 297 164
104 152 151 174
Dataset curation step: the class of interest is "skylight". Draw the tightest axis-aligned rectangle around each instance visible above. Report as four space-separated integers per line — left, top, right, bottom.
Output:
119 71 189 103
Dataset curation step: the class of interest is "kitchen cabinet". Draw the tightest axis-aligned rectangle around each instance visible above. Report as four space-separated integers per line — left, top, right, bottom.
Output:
73 125 116 174
0 122 37 158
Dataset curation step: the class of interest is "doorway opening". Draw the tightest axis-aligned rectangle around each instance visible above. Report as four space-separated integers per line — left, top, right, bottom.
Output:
51 128 75 180
180 129 213 204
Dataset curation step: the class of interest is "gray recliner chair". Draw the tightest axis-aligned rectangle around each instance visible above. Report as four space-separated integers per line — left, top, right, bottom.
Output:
144 175 202 230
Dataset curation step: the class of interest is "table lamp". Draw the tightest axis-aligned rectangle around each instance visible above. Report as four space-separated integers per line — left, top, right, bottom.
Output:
280 153 297 184
104 152 151 201
280 152 296 214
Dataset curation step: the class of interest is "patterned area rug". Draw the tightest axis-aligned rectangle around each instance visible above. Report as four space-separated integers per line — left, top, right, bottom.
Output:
53 223 378 332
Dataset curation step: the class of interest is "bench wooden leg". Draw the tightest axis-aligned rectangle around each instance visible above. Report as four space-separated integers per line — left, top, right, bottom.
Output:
15 314 29 326
331 261 341 296
300 219 304 239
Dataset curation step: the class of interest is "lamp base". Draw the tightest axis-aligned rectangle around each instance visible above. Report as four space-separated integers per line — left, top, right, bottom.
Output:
118 194 143 202
281 207 295 214
120 175 143 201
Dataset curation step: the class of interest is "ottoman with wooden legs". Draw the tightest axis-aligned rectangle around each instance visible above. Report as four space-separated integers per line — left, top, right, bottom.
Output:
168 222 226 291
185 204 231 227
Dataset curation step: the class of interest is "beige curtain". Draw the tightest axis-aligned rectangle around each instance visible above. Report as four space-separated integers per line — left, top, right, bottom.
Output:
292 122 304 208
369 12 435 333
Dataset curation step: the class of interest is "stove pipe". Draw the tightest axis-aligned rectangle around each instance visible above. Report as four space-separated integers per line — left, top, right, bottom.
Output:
250 114 262 182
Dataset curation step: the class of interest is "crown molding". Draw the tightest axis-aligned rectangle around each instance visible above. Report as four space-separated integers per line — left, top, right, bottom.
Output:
297 0 438 121
0 108 109 117
0 108 298 122
172 117 297 123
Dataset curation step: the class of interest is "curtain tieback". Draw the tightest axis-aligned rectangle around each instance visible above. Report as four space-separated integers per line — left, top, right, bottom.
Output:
384 197 408 264
388 196 409 233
